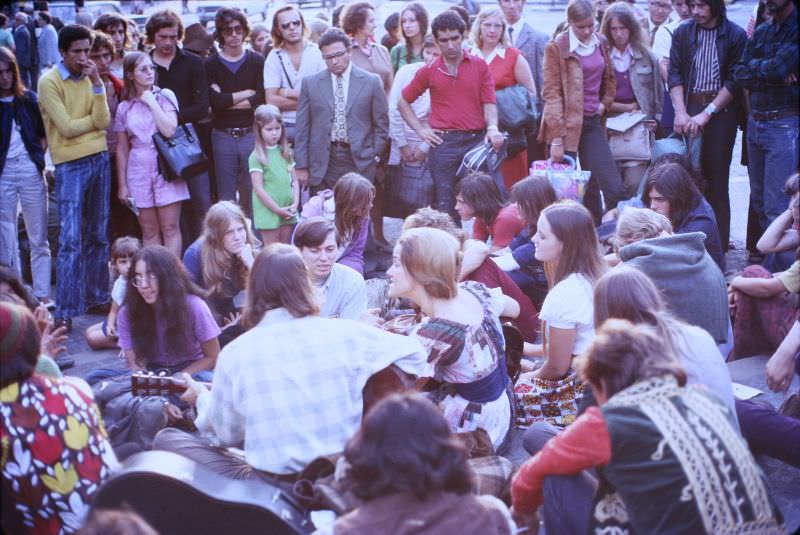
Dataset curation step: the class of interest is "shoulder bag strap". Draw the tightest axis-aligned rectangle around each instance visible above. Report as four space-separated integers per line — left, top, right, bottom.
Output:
275 50 294 90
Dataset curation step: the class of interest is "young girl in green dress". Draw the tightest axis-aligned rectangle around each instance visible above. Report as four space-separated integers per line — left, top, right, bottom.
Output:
249 105 299 245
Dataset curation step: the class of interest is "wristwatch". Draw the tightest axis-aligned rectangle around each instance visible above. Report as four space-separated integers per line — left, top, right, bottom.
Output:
705 102 717 116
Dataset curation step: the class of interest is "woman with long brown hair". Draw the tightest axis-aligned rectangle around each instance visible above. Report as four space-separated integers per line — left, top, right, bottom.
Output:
514 201 607 427
0 46 51 307
390 3 429 72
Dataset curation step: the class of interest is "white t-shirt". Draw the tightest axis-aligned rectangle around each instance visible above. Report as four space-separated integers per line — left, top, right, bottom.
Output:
652 18 686 60
1 96 26 161
111 276 127 306
673 322 737 423
539 273 595 356
263 42 326 124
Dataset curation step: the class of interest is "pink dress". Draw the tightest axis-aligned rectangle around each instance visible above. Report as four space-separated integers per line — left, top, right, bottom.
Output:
114 87 190 209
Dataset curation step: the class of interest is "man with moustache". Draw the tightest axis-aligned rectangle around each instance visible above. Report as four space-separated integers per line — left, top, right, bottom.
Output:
398 11 502 222
734 0 798 271
38 25 112 332
205 8 265 216
264 5 326 144
668 0 746 252
497 0 549 163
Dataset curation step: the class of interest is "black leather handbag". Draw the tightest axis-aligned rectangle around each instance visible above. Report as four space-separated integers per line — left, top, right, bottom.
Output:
384 161 434 219
152 123 208 182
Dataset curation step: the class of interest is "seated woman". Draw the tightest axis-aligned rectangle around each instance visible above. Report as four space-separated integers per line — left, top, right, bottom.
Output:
642 162 725 271
614 207 729 346
119 245 221 381
317 393 515 535
403 207 539 343
301 173 375 275
594 266 736 419
515 202 607 428
183 201 257 345
729 173 800 359
1 302 119 535
387 227 520 450
511 320 785 535
455 172 525 252
491 175 558 309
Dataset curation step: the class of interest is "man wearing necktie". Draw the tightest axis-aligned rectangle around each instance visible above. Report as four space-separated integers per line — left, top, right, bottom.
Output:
295 29 389 193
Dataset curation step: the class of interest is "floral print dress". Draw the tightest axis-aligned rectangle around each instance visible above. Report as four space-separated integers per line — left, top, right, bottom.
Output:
1 375 119 534
410 282 512 449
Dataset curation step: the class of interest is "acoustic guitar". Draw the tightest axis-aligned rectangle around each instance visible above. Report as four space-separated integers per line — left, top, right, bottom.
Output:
92 450 314 534
130 371 211 397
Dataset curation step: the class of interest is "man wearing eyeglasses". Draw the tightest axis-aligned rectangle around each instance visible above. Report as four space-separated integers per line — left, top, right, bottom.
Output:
264 6 326 144
205 8 265 216
646 0 675 44
295 29 389 193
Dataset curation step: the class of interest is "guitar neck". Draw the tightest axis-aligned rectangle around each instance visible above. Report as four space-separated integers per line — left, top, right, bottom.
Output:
131 373 212 397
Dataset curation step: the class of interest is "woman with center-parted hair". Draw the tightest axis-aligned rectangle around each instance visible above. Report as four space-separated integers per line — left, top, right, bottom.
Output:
539 0 623 222
514 201 607 427
385 227 521 450
314 393 516 535
511 320 784 535
117 245 220 381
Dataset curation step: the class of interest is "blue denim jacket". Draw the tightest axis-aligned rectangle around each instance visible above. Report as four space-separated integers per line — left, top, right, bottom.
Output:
0 90 46 174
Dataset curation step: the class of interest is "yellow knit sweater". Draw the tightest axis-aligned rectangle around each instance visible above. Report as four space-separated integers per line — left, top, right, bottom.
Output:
37 67 110 165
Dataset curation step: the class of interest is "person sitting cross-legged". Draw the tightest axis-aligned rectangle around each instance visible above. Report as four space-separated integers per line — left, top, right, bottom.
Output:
153 243 429 485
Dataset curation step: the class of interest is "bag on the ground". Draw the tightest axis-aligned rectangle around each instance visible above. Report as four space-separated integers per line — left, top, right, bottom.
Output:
153 123 208 182
530 155 591 202
514 369 584 428
384 161 434 218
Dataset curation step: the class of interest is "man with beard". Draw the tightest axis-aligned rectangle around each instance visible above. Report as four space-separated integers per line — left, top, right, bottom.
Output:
668 0 746 252
734 0 798 271
264 5 326 144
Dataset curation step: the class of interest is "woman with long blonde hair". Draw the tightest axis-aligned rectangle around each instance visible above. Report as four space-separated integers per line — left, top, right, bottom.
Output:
182 201 258 345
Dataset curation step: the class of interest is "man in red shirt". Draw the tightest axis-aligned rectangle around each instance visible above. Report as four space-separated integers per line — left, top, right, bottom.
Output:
398 11 504 222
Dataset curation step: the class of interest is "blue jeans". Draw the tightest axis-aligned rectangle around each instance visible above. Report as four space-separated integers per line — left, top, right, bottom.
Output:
212 129 254 217
54 152 111 319
181 170 212 245
0 152 51 299
747 115 799 271
427 130 484 222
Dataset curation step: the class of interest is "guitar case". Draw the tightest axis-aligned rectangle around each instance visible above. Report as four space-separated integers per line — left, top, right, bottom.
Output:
92 451 314 534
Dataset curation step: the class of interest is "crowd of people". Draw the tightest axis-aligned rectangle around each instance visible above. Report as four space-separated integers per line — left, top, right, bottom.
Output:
0 0 798 532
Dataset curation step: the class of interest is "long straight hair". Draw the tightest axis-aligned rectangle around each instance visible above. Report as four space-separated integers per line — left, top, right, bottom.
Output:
200 201 259 295
334 173 375 246
600 2 649 53
400 3 429 64
125 246 205 366
0 46 25 98
121 51 151 100
542 201 607 286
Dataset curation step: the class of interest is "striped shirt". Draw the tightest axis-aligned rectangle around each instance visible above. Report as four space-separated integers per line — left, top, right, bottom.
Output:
691 27 721 92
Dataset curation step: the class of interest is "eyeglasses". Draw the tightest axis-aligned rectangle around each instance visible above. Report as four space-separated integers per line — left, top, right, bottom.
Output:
322 49 348 61
132 273 158 288
280 19 302 30
222 25 244 36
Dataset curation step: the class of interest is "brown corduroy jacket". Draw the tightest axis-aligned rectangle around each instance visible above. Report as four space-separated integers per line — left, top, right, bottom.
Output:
538 31 616 153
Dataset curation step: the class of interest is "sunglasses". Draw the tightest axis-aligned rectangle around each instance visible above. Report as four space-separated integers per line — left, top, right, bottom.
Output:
223 25 244 36
280 19 302 30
